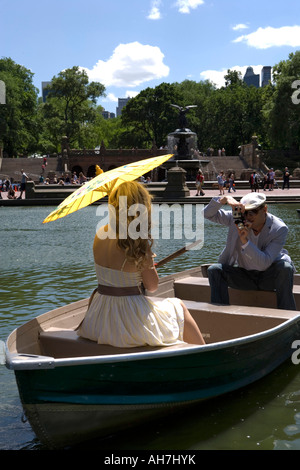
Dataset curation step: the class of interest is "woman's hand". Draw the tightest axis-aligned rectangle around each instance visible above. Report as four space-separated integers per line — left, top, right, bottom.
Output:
141 249 159 293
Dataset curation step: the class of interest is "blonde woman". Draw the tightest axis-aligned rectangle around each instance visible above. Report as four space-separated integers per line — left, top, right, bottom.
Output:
78 181 205 347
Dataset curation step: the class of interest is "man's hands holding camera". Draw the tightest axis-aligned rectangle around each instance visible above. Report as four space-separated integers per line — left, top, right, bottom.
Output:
219 195 251 244
231 207 252 245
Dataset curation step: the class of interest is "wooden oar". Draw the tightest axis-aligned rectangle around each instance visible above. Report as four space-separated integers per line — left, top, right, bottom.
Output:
155 239 202 268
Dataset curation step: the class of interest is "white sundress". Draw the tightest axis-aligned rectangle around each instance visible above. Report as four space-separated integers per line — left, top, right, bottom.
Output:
77 263 185 348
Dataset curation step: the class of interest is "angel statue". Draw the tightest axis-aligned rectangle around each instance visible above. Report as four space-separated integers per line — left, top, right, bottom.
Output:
170 104 197 129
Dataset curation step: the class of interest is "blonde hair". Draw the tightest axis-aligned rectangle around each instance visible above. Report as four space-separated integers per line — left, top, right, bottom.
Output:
108 181 153 270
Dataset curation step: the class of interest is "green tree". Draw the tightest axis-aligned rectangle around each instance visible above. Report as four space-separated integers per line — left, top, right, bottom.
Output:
203 72 265 155
174 79 216 150
264 51 300 150
40 66 105 149
75 107 125 150
0 57 39 157
224 69 243 87
120 83 181 148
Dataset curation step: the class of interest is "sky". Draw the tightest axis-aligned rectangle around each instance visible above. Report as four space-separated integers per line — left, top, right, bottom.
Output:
1 0 300 114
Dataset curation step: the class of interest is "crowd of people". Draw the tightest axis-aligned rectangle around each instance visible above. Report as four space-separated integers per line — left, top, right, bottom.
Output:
191 147 226 158
209 167 292 198
205 147 226 157
38 171 88 186
195 169 236 196
0 169 90 199
0 165 295 202
0 177 16 198
248 167 291 192
214 171 236 195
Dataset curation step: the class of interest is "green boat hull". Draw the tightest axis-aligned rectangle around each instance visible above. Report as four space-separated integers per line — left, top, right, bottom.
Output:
13 317 300 448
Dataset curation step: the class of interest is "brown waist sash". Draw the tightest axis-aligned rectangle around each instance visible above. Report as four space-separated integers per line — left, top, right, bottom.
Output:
79 284 144 330
97 284 142 296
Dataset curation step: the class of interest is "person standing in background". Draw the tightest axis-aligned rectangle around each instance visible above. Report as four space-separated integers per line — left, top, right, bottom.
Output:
282 167 290 190
195 169 205 196
18 170 29 199
217 171 225 195
228 173 236 193
268 168 275 191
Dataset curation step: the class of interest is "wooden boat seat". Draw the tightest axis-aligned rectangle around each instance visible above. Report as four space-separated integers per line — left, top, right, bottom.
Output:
39 298 300 358
174 276 300 310
39 329 193 359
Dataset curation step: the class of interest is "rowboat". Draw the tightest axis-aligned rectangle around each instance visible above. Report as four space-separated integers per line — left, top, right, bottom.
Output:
3 265 300 449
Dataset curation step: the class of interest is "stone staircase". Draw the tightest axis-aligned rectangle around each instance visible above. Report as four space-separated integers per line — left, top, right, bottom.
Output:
0 157 60 183
202 156 248 179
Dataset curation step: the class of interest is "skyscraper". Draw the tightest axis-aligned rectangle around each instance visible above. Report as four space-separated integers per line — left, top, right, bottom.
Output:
42 82 51 102
261 66 272 87
102 110 116 119
243 67 260 88
116 97 131 117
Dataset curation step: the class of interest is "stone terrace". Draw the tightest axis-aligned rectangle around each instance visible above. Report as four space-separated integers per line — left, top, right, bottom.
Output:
0 154 252 184
0 157 59 182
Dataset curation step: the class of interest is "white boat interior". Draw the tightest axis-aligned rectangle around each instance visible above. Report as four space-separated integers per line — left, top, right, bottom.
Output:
7 267 300 362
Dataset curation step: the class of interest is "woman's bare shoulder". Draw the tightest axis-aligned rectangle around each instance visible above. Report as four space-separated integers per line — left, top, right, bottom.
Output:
93 228 137 272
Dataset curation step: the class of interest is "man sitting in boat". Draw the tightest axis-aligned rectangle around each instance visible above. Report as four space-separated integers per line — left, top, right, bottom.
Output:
203 192 296 310
78 181 205 347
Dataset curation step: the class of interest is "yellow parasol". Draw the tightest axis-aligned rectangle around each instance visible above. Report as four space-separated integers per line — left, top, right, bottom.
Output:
43 154 173 223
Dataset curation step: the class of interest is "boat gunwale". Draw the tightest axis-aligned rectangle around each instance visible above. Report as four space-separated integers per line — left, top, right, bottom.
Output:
5 311 300 370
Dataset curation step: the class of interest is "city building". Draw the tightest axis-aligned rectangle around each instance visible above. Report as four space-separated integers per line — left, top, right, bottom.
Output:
261 66 272 87
116 97 131 117
243 67 260 88
41 82 51 102
243 66 272 88
102 111 116 119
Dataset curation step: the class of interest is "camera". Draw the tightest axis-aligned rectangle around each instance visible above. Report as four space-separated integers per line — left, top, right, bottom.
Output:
232 206 245 229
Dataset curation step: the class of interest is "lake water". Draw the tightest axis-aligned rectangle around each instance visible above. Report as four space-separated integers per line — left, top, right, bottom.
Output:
0 203 300 450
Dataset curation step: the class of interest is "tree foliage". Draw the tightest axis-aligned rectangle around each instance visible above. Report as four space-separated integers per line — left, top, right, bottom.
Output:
1 53 300 163
39 66 106 150
121 83 182 148
263 51 300 150
0 57 38 156
204 79 265 155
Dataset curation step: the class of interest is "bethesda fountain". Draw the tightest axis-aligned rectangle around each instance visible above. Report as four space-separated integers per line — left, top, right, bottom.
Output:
162 104 210 198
